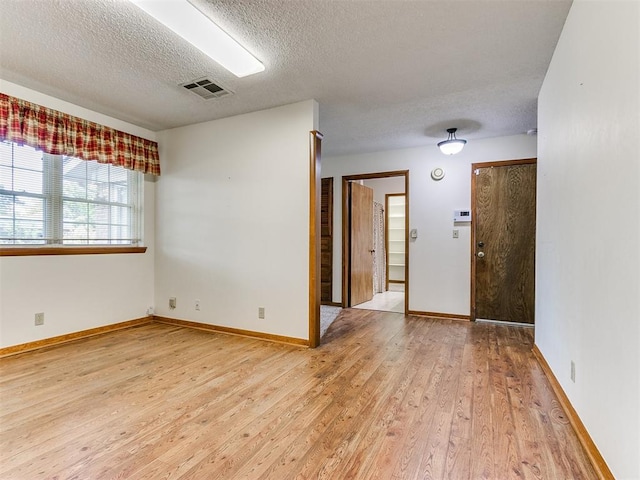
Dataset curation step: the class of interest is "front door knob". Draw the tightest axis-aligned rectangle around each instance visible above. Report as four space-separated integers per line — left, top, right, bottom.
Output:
477 251 485 258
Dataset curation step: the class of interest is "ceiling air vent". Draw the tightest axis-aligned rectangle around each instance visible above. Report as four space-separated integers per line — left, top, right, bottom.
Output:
180 77 233 100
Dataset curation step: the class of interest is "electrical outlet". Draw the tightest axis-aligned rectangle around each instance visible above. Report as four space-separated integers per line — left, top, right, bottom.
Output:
35 312 44 326
146 307 154 316
195 299 201 311
570 361 576 383
453 229 459 239
169 297 176 309
258 307 265 319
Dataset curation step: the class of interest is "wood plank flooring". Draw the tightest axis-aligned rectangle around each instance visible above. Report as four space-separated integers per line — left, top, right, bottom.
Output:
0 310 596 479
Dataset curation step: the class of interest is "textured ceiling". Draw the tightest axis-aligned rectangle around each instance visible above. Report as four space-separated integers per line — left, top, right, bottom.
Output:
0 0 572 156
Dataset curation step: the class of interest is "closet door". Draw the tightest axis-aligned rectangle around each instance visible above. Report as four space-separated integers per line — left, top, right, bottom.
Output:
320 177 333 303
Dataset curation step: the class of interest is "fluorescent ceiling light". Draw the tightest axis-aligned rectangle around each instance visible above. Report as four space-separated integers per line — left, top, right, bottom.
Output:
130 0 265 77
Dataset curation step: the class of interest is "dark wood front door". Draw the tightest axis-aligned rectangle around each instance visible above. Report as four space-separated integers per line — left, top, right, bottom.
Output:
349 182 374 307
472 159 537 324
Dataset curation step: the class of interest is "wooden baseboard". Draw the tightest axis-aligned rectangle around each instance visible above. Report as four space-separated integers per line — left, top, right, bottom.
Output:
321 301 343 307
0 317 152 358
0 246 147 257
532 345 614 479
153 316 309 347
407 310 470 321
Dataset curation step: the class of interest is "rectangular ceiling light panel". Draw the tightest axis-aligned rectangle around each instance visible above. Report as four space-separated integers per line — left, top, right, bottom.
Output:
130 0 265 77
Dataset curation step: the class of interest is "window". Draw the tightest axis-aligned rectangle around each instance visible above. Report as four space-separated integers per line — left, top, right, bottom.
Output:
0 141 142 246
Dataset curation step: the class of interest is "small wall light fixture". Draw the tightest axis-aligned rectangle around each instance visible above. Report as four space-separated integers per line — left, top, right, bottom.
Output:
438 128 467 155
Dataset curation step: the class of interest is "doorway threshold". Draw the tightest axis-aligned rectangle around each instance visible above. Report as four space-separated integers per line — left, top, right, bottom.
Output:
352 291 404 313
476 318 534 328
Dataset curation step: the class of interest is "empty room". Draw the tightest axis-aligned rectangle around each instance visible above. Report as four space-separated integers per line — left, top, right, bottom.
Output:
0 0 638 479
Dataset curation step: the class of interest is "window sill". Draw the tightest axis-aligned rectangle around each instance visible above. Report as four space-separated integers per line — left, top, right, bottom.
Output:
0 246 148 257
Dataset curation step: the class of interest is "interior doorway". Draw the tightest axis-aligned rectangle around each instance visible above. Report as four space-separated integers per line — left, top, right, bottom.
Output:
342 170 409 314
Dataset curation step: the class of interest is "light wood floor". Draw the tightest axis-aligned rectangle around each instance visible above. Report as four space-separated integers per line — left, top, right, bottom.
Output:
0 310 596 479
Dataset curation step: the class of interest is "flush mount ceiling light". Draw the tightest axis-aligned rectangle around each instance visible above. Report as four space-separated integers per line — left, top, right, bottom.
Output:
437 128 467 155
130 0 265 77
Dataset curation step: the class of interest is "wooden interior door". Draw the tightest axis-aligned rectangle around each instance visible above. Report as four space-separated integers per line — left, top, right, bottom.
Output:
320 177 333 303
350 182 374 306
472 160 537 324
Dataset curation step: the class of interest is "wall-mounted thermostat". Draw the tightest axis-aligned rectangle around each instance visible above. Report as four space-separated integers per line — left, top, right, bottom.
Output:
454 210 471 222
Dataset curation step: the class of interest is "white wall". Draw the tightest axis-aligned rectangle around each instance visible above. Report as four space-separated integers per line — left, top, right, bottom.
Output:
154 100 318 341
322 134 536 315
363 177 405 205
536 1 640 478
0 81 156 348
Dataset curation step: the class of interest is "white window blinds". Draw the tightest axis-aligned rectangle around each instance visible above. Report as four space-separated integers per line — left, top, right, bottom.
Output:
0 141 142 245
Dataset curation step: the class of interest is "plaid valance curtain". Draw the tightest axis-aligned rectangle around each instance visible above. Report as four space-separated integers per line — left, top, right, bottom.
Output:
0 93 161 176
